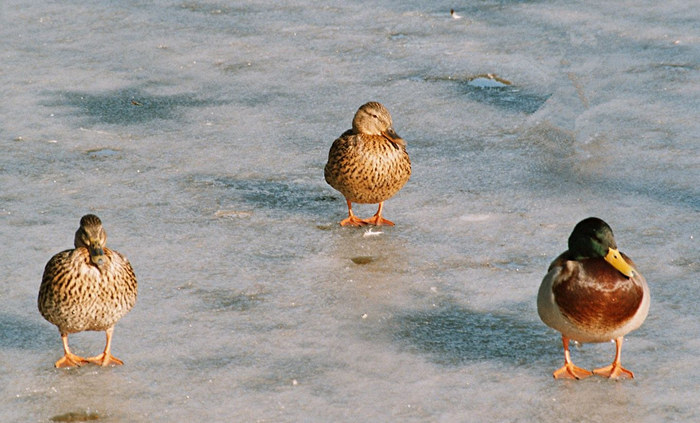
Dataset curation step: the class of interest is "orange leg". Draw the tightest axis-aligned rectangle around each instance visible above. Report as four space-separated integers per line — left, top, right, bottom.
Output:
552 336 592 379
593 337 634 379
339 199 368 226
362 202 395 226
86 327 124 366
55 333 89 368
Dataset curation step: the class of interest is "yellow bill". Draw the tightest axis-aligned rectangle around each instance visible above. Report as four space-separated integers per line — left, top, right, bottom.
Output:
604 247 635 277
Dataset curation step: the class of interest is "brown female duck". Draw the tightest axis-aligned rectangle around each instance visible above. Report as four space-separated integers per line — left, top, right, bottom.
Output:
324 102 411 226
38 214 138 368
537 217 650 379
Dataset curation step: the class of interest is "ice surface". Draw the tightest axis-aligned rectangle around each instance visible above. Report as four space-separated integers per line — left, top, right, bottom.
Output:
1 0 698 422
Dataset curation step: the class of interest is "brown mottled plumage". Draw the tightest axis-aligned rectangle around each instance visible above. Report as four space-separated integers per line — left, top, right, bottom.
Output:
324 102 411 226
38 214 138 368
537 217 650 380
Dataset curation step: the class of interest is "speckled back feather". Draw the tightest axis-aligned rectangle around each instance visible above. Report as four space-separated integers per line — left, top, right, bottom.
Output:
38 220 137 335
324 102 411 204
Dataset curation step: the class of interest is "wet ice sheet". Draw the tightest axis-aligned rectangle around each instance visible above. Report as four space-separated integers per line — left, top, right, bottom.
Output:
1 0 698 422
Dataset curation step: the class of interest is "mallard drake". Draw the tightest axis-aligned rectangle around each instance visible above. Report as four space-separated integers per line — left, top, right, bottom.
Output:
38 214 138 368
324 101 411 226
537 217 650 379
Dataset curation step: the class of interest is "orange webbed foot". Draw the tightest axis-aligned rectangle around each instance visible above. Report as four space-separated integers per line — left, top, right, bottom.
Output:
86 353 124 367
55 353 89 368
553 363 593 380
593 364 634 379
362 215 395 226
340 215 368 226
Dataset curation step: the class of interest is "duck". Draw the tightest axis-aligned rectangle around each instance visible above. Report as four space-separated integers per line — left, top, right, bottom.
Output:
38 214 138 368
537 217 650 379
324 101 411 226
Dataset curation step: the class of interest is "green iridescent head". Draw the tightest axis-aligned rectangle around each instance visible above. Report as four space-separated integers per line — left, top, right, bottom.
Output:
568 217 635 277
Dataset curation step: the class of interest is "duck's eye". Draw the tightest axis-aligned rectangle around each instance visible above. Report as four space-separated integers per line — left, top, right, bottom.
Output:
371 114 378 118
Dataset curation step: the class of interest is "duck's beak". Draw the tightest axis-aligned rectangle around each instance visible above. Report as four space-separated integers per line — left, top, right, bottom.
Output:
382 127 406 148
88 243 106 268
604 247 635 278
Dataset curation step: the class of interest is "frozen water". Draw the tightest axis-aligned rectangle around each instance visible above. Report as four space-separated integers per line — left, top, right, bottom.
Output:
1 0 698 421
